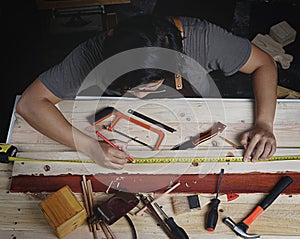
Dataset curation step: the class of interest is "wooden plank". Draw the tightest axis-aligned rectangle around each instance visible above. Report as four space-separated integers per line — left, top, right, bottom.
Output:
5 97 300 238
8 98 300 194
36 0 131 10
10 172 300 194
277 85 300 99
9 99 300 151
10 120 300 150
2 159 300 237
1 192 300 237
2 230 300 239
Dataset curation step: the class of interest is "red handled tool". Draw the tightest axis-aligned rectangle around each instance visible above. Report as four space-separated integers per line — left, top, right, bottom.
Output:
224 175 293 238
89 107 165 150
127 109 176 133
172 122 226 150
96 131 135 163
239 176 292 229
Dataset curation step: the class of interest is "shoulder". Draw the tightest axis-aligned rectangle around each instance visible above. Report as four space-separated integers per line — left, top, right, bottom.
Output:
39 32 107 99
180 16 230 47
65 33 105 67
180 16 212 31
76 32 106 59
179 16 251 75
180 16 235 38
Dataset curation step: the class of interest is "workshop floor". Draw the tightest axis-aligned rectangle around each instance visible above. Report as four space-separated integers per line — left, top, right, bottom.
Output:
1 0 300 142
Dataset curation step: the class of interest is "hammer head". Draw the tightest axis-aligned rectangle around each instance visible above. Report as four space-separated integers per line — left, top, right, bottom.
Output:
223 217 260 238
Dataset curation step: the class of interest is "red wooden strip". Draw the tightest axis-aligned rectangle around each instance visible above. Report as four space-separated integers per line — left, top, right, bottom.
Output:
10 173 300 194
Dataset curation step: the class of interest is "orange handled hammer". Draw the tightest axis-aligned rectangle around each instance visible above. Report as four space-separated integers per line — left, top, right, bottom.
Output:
223 176 293 238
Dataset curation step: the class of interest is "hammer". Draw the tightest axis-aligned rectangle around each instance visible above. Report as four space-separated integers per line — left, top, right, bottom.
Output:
223 175 293 238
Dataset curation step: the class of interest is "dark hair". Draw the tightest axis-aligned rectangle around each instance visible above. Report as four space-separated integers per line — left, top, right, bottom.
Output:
102 15 183 94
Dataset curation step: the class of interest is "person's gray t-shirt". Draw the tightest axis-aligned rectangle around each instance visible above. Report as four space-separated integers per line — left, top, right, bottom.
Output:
39 16 251 99
39 34 106 99
182 17 251 76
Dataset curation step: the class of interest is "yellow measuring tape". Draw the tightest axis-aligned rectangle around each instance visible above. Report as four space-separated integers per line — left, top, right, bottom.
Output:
7 155 300 164
2 143 300 164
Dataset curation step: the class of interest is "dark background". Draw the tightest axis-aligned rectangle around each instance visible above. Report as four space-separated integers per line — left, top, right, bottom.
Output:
1 0 300 142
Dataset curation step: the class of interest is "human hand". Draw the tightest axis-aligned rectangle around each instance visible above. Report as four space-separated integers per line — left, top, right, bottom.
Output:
88 140 130 169
240 124 276 162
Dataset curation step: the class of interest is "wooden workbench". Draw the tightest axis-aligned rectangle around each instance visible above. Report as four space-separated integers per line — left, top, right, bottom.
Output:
2 97 300 238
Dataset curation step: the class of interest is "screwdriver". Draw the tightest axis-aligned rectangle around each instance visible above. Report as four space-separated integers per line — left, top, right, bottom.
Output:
140 195 176 239
154 202 189 239
206 168 225 232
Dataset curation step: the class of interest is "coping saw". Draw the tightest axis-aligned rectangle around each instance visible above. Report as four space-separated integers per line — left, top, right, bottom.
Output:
88 107 165 150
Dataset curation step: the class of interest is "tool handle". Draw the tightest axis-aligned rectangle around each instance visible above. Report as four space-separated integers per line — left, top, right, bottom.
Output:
192 122 226 146
206 198 220 231
171 122 226 150
260 176 293 210
243 176 293 227
165 218 189 239
128 109 176 133
140 196 177 239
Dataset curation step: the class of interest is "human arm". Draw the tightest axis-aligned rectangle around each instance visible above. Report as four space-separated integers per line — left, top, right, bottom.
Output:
239 44 277 162
16 78 129 169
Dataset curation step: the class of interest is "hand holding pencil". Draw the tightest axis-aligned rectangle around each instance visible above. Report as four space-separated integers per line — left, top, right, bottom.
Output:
96 131 135 164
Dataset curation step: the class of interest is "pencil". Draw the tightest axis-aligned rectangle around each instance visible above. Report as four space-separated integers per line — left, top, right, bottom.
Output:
96 131 135 163
219 136 244 149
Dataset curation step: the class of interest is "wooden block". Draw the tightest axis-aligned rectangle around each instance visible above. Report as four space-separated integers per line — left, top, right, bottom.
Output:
252 33 293 69
270 21 296 46
252 33 285 57
39 185 87 238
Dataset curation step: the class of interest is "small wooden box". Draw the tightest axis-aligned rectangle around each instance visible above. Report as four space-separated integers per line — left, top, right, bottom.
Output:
39 185 87 238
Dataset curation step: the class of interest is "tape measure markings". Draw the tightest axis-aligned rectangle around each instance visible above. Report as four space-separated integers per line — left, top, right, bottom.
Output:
8 155 300 164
